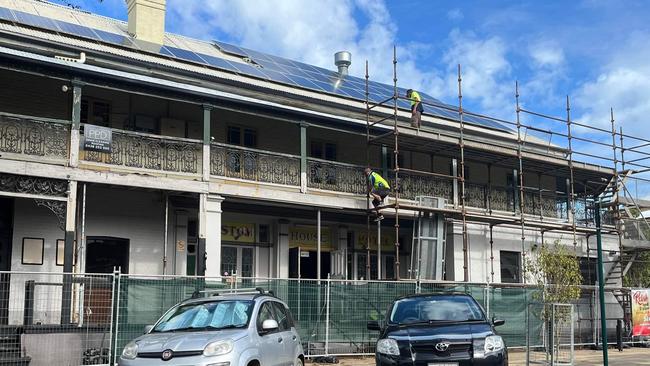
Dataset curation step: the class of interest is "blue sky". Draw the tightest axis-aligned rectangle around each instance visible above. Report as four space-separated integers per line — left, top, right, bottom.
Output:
75 0 650 196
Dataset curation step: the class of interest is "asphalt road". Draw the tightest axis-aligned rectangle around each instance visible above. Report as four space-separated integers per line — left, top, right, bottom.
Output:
313 347 650 365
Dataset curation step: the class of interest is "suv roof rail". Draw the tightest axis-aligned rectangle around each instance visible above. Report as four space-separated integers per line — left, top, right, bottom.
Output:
188 287 276 299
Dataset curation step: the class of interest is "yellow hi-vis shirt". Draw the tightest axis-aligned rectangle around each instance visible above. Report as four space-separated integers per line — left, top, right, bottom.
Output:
369 172 390 189
409 91 422 107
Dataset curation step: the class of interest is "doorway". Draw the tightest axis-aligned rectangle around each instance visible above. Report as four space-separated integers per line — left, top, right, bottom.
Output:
0 197 13 324
86 237 130 274
289 248 331 279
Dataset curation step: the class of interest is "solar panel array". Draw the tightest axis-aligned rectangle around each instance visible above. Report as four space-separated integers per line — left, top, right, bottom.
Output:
0 4 511 132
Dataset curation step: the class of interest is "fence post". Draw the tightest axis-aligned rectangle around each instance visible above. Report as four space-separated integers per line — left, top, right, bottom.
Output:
325 274 331 356
486 282 490 319
112 270 122 364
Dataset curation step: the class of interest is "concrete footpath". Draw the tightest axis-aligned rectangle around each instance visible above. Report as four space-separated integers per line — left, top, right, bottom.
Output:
311 347 650 365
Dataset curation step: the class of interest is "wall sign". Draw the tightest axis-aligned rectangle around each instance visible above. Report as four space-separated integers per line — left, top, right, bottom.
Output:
289 227 332 251
632 289 650 336
357 231 395 252
84 124 112 153
222 223 256 243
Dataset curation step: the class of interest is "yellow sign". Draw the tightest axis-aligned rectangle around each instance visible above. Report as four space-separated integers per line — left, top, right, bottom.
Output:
289 227 332 251
222 223 255 243
357 231 395 252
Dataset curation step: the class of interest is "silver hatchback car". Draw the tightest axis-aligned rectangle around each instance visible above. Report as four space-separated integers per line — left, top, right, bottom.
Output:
118 288 304 366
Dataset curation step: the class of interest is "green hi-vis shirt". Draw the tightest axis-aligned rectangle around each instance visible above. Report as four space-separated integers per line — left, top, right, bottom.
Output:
369 172 390 189
409 91 421 107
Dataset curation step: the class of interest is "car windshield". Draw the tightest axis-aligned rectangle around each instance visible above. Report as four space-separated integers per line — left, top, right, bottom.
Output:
152 300 254 332
389 295 485 324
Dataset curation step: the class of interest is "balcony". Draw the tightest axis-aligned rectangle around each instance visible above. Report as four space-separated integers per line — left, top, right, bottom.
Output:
0 113 69 163
81 127 203 176
210 143 300 186
0 114 598 225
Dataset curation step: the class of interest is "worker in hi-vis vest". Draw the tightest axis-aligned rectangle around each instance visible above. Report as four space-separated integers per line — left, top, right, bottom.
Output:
364 168 390 221
406 89 424 128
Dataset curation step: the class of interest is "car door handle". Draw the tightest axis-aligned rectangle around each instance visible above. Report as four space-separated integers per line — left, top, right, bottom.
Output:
277 337 283 343
292 335 297 341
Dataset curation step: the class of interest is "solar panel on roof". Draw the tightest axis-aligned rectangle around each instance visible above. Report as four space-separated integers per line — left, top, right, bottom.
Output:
199 54 241 73
258 68 299 85
54 20 98 40
94 29 135 47
286 74 324 91
229 61 270 80
0 7 15 22
164 46 206 64
214 40 248 58
13 11 57 31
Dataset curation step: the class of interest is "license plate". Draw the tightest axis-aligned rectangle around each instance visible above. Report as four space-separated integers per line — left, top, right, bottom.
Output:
428 363 458 366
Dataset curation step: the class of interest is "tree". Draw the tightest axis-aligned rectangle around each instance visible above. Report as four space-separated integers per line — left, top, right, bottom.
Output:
524 241 583 304
524 241 583 363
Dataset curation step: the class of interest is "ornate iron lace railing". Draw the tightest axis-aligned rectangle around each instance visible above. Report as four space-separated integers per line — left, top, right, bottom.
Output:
82 127 202 174
307 158 365 194
211 143 301 186
396 171 454 202
0 113 69 160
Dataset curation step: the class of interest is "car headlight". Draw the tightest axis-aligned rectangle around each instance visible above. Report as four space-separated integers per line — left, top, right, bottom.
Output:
376 338 400 356
203 340 234 356
121 341 138 360
474 335 504 358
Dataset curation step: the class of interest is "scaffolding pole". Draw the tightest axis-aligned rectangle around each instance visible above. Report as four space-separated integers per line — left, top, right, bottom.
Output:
393 46 401 280
458 65 470 282
515 82 527 282
365 60 371 281
566 96 578 247
611 108 623 281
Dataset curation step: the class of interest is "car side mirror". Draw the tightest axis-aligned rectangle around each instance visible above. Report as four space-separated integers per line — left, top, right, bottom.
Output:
144 325 154 334
261 319 279 333
493 319 505 327
367 321 381 331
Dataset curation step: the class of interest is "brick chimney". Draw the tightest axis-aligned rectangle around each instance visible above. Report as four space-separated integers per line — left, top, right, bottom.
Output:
126 0 166 46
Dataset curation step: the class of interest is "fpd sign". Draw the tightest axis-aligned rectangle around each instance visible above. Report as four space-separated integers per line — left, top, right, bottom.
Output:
84 124 112 153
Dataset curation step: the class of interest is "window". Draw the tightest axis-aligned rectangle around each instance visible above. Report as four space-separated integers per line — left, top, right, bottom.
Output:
310 141 337 160
259 224 270 243
152 300 254 332
227 126 257 148
500 251 521 283
56 239 65 266
80 98 111 127
22 238 44 265
271 302 292 331
579 257 597 285
256 302 276 332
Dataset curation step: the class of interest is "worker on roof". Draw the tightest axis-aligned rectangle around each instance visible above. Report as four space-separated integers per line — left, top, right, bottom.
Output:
364 168 390 221
406 89 424 128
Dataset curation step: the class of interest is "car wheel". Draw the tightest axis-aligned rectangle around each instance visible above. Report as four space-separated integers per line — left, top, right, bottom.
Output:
295 357 304 366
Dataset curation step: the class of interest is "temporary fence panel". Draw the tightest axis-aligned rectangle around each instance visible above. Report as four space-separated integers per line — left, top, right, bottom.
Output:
0 271 634 363
527 303 575 366
0 271 115 366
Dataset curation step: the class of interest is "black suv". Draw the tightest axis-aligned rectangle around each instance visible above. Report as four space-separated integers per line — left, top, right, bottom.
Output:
367 293 507 366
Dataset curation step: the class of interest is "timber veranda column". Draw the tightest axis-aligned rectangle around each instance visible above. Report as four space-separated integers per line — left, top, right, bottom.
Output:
61 180 77 324
199 194 224 277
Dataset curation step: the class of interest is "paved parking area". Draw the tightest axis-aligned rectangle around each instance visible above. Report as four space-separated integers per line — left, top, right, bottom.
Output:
311 347 650 365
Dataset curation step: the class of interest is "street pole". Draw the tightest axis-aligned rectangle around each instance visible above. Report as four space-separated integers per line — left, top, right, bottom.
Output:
595 200 609 365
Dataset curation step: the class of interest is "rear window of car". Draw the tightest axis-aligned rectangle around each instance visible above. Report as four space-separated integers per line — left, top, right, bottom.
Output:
389 295 485 324
153 300 254 332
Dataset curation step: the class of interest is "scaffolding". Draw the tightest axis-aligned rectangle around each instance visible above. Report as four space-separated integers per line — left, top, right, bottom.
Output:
362 47 650 287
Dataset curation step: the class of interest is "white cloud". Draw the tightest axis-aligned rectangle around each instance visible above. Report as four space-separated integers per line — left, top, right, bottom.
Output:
440 30 513 117
166 0 445 99
574 32 650 137
529 42 565 68
446 8 464 21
